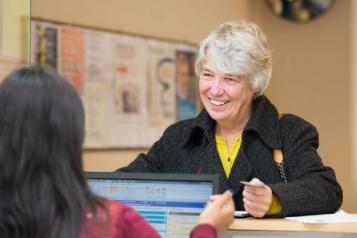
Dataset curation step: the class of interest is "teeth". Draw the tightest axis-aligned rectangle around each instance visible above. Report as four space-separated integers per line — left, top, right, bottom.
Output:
210 99 228 106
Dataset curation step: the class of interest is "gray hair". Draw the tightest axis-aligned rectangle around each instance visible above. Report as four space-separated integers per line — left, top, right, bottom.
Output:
195 21 272 97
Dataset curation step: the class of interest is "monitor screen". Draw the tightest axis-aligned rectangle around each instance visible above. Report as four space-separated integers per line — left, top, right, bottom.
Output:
86 172 220 238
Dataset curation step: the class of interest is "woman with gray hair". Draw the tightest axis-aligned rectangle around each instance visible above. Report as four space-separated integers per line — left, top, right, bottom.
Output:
121 21 342 218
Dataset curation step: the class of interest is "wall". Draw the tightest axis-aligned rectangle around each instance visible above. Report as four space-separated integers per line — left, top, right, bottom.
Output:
352 0 357 212
1 0 30 59
31 0 252 171
251 1 356 212
32 0 356 212
0 0 30 81
31 0 251 44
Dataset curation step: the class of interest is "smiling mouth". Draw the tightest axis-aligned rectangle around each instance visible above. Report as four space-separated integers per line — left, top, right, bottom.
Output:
210 98 230 106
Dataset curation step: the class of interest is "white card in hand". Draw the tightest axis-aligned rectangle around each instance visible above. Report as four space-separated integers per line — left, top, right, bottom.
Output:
240 180 265 187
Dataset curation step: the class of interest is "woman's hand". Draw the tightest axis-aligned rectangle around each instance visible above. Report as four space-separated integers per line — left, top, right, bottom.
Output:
198 190 235 235
242 178 272 218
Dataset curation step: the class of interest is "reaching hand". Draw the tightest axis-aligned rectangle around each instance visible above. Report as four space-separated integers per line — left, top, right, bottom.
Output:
198 190 235 235
242 178 273 218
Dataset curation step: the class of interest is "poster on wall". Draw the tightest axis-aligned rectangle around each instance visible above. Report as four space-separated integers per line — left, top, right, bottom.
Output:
31 19 199 148
175 47 199 121
83 30 113 147
60 27 85 94
32 22 58 69
110 34 149 147
146 40 176 143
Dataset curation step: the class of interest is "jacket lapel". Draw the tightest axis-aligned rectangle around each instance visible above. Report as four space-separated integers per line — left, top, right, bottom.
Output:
180 95 282 191
245 96 281 149
196 140 225 175
228 148 253 189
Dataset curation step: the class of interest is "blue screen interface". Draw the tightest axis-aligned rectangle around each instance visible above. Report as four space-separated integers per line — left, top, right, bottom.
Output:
88 178 213 238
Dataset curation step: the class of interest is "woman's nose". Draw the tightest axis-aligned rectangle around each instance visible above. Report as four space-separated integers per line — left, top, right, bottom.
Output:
210 78 224 96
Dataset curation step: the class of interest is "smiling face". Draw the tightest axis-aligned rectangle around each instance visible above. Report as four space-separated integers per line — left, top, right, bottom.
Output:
199 52 255 129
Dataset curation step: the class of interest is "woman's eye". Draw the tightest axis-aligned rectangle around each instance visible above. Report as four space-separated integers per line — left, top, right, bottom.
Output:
225 78 236 82
202 73 213 78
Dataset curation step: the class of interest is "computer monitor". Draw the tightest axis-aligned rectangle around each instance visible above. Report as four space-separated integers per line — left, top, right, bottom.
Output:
86 172 221 238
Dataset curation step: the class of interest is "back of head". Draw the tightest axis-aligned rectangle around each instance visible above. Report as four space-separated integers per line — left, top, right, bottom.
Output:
0 66 94 238
195 21 272 97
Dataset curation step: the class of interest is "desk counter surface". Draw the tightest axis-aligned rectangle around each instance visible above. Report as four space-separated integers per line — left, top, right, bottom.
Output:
229 218 357 233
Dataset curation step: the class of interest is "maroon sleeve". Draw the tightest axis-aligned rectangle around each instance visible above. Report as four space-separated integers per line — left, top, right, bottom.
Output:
113 202 161 238
189 224 217 238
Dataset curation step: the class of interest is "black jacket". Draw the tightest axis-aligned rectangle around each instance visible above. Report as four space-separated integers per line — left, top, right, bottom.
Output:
120 95 343 217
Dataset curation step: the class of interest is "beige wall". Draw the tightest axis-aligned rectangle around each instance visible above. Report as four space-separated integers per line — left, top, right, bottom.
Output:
251 1 356 212
32 0 252 171
351 0 357 212
32 0 357 212
31 0 251 44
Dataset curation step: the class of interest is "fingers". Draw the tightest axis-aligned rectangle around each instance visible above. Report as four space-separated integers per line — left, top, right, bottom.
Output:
244 202 266 218
242 178 272 218
220 191 235 218
199 190 235 234
208 190 234 209
242 189 271 204
223 190 235 209
207 191 235 223
219 191 235 222
209 194 221 202
243 195 270 217
221 190 234 203
244 186 267 196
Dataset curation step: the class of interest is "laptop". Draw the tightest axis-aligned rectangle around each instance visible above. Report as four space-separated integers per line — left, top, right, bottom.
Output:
86 172 221 238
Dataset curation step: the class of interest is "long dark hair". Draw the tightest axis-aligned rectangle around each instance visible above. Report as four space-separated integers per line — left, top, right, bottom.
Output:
0 66 105 238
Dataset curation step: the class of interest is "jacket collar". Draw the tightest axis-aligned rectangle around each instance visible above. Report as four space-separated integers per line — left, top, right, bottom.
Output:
181 95 282 149
245 95 281 149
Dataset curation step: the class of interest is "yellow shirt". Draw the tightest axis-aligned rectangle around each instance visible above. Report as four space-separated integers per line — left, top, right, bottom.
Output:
215 134 242 177
215 134 281 215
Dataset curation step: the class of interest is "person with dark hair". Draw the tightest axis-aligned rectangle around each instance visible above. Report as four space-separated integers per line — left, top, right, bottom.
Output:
0 66 235 238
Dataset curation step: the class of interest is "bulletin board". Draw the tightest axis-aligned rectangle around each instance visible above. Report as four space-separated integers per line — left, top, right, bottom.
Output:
31 19 200 149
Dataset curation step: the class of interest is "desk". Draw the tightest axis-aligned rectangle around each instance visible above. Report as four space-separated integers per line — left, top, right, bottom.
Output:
224 218 357 238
